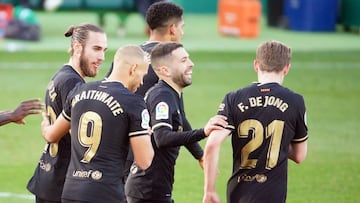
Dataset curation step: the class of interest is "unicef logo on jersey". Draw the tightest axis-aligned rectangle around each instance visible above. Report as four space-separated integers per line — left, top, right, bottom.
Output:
141 109 150 129
72 169 103 180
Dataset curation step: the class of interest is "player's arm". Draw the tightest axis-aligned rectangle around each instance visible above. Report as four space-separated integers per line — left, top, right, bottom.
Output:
130 133 154 170
0 98 43 126
289 139 307 164
184 142 204 168
153 115 227 148
0 111 14 126
41 112 70 143
203 128 231 203
289 99 308 164
182 117 206 168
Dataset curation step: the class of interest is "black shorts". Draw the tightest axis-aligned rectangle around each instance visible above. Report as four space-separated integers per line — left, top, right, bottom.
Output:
62 199 89 203
126 196 173 203
35 197 60 203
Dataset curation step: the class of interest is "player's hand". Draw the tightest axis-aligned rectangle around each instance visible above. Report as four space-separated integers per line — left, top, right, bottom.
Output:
203 115 228 136
203 192 221 203
12 98 44 124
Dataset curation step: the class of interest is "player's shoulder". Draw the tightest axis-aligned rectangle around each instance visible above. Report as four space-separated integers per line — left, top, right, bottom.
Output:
56 65 78 76
278 85 304 101
224 84 251 99
122 94 147 116
147 81 175 100
282 86 303 96
53 65 83 84
141 41 159 53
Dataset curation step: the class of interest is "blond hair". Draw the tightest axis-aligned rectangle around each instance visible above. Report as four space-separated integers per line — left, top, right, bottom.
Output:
256 40 291 72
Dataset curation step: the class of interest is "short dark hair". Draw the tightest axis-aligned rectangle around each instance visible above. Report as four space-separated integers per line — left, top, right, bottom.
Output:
151 42 183 60
146 2 183 30
150 42 183 70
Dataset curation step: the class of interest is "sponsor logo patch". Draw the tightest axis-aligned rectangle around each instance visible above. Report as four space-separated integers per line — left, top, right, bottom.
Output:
141 109 150 129
155 102 169 120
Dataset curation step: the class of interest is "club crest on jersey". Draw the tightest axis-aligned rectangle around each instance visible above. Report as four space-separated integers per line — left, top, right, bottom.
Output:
155 102 169 120
91 170 103 180
141 109 150 129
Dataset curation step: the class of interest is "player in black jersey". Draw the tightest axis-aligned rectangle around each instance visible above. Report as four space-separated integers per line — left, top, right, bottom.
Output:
40 45 154 203
105 2 201 186
105 1 184 94
135 1 185 96
27 23 107 203
203 40 308 203
125 42 228 203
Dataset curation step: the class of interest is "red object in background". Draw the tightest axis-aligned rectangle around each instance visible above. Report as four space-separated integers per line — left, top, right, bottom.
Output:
218 0 261 38
0 3 13 38
0 3 13 21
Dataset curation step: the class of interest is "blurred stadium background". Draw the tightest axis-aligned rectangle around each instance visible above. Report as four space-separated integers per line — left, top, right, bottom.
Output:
0 0 360 202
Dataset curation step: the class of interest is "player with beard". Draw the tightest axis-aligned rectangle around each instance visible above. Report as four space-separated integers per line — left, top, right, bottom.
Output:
105 2 205 187
125 42 228 203
40 45 154 203
106 1 185 95
27 23 107 203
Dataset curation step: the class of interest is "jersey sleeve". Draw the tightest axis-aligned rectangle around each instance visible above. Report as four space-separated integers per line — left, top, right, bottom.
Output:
147 90 176 131
183 117 204 159
217 92 236 133
184 142 204 160
61 83 82 121
148 90 206 148
292 95 308 143
127 97 150 138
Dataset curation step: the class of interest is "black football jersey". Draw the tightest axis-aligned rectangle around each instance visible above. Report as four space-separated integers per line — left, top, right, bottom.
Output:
125 80 205 201
135 41 160 96
104 41 159 97
61 80 150 203
123 42 203 185
217 82 308 203
27 65 85 201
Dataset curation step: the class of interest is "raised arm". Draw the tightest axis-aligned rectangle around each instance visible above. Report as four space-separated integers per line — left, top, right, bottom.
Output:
153 115 228 148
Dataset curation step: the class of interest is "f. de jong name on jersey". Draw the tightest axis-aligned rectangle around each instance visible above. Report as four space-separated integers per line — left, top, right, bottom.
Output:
237 95 289 113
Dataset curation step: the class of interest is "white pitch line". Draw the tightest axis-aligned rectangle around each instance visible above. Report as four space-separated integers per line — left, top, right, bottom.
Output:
0 192 34 200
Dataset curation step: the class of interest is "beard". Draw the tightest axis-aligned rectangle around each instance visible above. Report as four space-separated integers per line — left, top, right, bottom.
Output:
79 50 97 77
173 74 192 88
